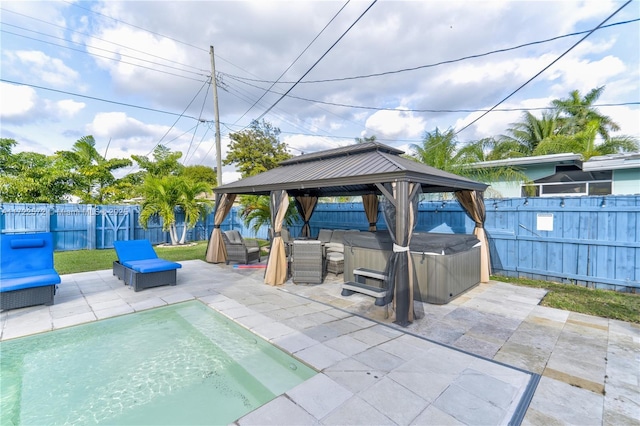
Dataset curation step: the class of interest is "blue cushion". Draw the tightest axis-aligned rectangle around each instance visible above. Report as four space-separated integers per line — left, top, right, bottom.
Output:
122 259 182 273
1 269 61 292
10 238 45 249
113 240 158 262
0 233 56 275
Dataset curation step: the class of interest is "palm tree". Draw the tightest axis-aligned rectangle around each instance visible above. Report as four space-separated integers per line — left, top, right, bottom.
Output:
58 136 132 204
239 195 298 234
139 176 211 245
411 128 459 173
552 86 620 140
177 179 213 244
496 111 561 159
534 120 639 160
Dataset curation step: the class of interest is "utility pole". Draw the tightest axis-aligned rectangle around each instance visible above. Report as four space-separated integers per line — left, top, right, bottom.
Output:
210 45 222 186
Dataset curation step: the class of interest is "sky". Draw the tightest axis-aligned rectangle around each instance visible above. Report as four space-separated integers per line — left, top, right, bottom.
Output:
1 0 639 184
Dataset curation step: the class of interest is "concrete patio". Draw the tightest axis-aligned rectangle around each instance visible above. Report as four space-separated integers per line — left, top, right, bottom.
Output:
1 259 638 425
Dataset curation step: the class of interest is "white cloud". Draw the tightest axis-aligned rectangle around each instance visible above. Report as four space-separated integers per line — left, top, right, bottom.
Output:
0 83 37 119
7 50 80 88
51 99 86 117
364 108 426 140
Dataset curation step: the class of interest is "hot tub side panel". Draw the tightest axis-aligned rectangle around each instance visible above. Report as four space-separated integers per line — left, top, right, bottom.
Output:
343 245 481 304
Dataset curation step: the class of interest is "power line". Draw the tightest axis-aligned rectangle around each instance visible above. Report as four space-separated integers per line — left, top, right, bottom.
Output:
233 0 351 125
221 18 640 85
454 0 634 135
224 73 639 114
144 79 210 156
0 8 209 74
0 78 204 120
60 1 258 82
256 0 378 121
63 0 207 53
1 29 207 82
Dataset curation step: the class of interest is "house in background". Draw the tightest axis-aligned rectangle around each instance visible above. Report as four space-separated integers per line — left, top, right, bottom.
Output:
468 152 640 198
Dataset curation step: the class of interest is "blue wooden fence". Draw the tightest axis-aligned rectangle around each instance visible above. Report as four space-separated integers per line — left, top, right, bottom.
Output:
0 203 268 250
1 195 638 292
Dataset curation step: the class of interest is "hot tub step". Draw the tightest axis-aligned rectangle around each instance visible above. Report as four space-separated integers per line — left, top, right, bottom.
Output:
341 281 387 306
353 267 387 282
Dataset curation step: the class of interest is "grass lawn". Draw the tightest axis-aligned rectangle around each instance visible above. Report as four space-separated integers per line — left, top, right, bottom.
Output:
54 243 638 323
492 275 640 324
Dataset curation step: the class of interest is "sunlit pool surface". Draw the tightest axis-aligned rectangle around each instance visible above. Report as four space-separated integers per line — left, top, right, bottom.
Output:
0 301 317 425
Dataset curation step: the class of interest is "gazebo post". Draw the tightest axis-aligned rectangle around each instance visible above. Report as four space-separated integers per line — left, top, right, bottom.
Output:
395 180 410 325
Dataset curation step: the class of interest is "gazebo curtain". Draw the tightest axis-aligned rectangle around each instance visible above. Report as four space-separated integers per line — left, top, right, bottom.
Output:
362 194 379 231
264 190 289 286
455 190 491 282
294 195 318 238
205 193 236 263
379 181 423 326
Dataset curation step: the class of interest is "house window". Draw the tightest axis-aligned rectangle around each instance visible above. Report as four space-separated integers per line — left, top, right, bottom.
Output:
521 169 612 197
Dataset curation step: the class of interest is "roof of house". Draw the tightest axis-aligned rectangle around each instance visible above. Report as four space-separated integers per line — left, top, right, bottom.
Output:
582 152 640 171
215 142 488 197
467 153 582 169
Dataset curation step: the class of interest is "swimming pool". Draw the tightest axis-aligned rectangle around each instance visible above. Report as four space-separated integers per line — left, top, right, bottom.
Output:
0 301 317 425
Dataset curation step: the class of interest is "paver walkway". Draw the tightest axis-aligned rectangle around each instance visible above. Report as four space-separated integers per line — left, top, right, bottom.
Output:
1 259 638 425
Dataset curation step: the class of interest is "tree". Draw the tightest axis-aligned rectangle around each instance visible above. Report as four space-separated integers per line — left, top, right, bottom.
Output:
534 120 639 160
552 86 620 141
224 120 296 231
0 139 74 203
56 135 132 204
410 128 460 173
409 130 529 197
496 111 561 159
138 175 212 245
355 135 377 144
131 145 184 178
239 195 298 234
182 165 217 189
224 119 291 178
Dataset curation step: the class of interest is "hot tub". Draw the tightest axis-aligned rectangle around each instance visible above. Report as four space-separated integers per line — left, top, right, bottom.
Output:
343 231 481 304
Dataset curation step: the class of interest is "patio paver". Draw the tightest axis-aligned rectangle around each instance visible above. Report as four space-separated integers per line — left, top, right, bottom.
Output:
1 259 638 425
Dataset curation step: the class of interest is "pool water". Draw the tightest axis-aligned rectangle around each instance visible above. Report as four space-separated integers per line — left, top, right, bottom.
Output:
0 301 317 425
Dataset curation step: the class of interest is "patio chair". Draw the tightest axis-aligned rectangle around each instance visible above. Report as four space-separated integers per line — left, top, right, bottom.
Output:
292 240 325 284
113 239 182 292
0 232 60 310
222 230 261 265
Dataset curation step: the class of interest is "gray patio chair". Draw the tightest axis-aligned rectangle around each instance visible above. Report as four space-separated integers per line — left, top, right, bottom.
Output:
222 230 261 265
292 240 325 284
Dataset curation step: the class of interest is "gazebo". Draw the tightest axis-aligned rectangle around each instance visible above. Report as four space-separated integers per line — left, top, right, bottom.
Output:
206 142 489 326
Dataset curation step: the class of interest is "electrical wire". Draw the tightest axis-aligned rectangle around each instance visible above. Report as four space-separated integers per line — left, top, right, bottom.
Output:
183 81 212 164
233 0 351 125
1 29 207 82
0 78 205 120
222 18 640 85
255 0 378 121
454 0 633 135
0 8 208 74
224 73 639 114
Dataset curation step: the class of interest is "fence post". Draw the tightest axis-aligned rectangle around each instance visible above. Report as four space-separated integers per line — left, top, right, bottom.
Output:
129 207 135 241
87 204 96 249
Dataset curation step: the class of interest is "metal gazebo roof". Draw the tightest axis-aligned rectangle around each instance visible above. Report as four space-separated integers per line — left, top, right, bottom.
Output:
214 142 488 196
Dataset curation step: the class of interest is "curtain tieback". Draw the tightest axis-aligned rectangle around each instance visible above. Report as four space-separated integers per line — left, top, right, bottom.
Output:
214 225 221 229
369 222 377 227
274 231 282 238
475 222 484 228
393 243 409 253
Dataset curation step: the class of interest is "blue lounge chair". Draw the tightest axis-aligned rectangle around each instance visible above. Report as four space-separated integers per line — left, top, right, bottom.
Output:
113 240 182 292
0 232 61 310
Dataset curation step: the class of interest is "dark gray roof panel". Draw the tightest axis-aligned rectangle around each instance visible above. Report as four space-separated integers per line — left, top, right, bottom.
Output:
216 143 487 196
280 141 404 165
